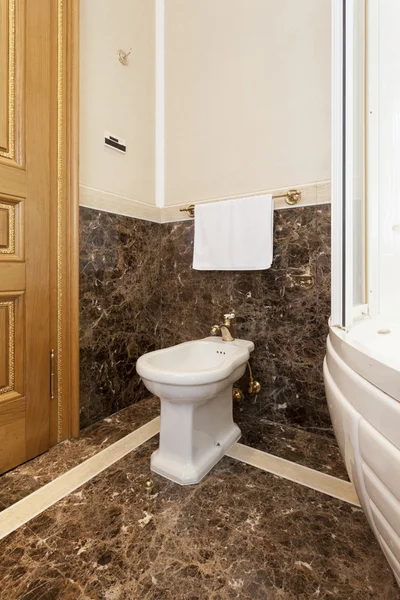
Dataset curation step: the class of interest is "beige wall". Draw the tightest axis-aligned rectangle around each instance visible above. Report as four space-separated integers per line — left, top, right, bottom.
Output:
164 0 331 206
80 0 156 205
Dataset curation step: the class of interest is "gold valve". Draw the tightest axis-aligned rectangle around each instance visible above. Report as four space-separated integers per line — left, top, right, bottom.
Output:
232 387 243 401
248 379 261 394
247 361 261 396
298 274 315 290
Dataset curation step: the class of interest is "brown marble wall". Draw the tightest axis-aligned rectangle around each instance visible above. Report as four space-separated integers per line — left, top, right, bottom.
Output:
79 204 331 434
79 208 162 428
159 204 332 435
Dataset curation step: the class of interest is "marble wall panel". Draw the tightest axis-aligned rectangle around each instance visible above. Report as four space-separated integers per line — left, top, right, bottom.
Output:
79 203 332 435
159 222 233 347
79 208 162 428
159 205 332 435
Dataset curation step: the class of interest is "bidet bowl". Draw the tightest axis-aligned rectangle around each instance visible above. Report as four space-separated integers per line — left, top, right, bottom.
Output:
136 336 254 402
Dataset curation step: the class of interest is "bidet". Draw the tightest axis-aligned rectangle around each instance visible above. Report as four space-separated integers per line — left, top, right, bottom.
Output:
136 336 254 484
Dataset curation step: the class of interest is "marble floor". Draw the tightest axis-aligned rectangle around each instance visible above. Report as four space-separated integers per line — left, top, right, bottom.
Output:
0 396 347 513
0 397 160 511
235 412 349 480
0 398 399 599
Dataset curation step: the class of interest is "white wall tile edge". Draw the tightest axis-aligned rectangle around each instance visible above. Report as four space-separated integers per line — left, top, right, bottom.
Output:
80 180 331 223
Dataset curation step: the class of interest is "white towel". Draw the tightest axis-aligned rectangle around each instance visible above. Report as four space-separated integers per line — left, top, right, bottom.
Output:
193 194 274 271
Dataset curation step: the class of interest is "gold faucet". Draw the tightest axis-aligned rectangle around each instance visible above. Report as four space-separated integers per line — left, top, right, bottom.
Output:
210 311 236 342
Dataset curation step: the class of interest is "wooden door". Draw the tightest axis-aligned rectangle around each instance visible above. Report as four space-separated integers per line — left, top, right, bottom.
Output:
0 0 79 474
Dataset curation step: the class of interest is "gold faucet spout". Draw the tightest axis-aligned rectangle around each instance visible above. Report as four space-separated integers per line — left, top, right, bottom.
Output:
210 324 235 342
210 310 236 342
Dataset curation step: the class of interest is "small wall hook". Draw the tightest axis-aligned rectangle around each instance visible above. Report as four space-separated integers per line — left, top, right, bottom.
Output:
117 48 132 66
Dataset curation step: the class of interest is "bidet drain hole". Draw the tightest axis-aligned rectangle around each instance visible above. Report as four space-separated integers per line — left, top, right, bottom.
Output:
377 328 391 335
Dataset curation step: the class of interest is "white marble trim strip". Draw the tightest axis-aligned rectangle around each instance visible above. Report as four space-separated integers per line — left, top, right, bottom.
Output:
79 181 331 223
79 185 160 223
0 417 160 541
226 442 361 507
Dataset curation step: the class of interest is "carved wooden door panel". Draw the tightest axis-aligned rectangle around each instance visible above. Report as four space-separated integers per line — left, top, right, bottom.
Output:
0 0 53 473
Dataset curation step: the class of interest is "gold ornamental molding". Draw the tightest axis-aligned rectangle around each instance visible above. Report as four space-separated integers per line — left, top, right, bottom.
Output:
0 0 15 160
0 300 15 395
0 202 15 254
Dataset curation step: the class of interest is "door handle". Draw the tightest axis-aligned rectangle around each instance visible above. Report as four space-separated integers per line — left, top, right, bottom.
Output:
50 349 55 399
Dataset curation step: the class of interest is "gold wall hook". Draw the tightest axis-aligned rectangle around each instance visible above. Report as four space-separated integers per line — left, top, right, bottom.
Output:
117 48 132 66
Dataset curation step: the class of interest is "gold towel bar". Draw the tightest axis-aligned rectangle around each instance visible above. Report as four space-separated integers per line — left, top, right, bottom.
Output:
179 189 301 218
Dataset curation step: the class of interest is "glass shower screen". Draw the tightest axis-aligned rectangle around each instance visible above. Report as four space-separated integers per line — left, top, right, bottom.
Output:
331 0 366 330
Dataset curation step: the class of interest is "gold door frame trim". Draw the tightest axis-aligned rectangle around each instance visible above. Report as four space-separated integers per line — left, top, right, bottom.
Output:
57 0 64 441
50 0 79 445
0 300 15 395
0 0 15 159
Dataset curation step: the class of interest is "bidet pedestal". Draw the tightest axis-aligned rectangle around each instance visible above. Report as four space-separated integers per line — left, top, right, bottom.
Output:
151 385 241 485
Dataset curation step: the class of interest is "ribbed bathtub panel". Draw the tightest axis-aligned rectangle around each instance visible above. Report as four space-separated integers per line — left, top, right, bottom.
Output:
325 338 400 451
370 501 400 566
325 338 400 586
359 419 400 500
363 463 400 540
380 537 400 582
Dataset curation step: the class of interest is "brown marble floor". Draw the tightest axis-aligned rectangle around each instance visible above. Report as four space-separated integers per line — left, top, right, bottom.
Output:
0 395 348 516
236 412 349 480
1 437 399 600
0 397 160 510
0 395 349 516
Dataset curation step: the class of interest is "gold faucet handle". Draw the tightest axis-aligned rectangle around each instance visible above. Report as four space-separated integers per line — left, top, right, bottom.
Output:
223 311 236 326
210 325 220 336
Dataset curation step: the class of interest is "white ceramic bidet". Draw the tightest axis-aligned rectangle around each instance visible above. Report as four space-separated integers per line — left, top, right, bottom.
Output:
136 336 254 485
